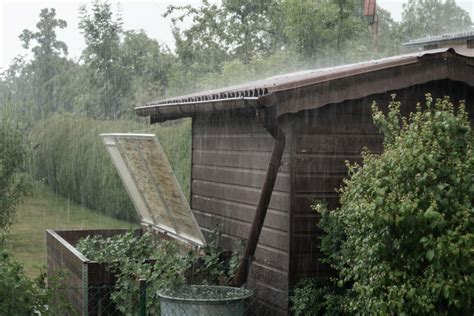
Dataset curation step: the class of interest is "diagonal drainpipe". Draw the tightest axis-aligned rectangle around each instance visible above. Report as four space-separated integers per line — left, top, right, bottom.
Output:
233 104 286 287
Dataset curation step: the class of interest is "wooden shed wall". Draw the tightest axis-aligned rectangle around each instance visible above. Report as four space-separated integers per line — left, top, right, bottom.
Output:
191 110 292 314
290 79 474 284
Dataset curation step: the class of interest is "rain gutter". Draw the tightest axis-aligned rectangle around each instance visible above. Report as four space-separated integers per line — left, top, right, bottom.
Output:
233 99 286 287
135 97 261 123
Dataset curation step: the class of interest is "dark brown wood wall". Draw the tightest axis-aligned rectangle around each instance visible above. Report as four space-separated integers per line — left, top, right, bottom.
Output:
289 79 474 285
47 230 86 314
191 110 292 314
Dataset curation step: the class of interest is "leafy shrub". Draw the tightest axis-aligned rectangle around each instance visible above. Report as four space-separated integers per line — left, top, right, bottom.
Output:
76 231 241 314
315 95 474 314
29 115 191 221
77 232 187 315
290 277 348 315
0 116 28 229
186 230 244 286
0 242 70 314
290 278 327 315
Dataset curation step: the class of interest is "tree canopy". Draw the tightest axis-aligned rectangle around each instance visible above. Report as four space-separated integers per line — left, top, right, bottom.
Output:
1 0 472 121
401 0 472 41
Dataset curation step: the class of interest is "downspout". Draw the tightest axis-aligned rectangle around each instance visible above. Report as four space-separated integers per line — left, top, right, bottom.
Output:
233 103 286 287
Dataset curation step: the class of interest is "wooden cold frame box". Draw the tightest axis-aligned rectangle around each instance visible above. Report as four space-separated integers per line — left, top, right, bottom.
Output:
46 228 142 315
47 134 207 315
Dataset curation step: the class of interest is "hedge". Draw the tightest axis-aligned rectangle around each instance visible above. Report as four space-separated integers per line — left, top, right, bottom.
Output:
29 114 191 221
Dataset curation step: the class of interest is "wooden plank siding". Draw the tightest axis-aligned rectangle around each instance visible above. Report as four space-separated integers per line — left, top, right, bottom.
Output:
191 111 292 314
47 230 85 314
289 79 474 284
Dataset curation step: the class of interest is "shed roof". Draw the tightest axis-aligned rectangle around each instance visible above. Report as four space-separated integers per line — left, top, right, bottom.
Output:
403 30 474 47
135 48 474 122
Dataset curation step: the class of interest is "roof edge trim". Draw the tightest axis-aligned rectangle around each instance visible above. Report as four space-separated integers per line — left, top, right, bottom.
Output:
136 97 261 119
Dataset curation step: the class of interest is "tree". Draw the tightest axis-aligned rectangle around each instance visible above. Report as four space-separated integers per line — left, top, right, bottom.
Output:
316 95 474 314
18 8 69 118
19 8 68 58
119 30 175 114
281 0 374 63
372 7 403 57
401 0 472 41
165 0 283 78
79 0 125 119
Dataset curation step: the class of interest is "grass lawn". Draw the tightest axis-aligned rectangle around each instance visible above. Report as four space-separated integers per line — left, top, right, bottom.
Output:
6 180 138 277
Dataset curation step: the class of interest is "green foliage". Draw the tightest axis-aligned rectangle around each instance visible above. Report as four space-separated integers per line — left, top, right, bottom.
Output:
19 8 68 57
187 229 244 286
166 0 282 67
77 232 187 315
282 0 366 61
315 95 474 314
290 278 327 315
401 0 472 41
17 8 70 119
0 242 70 314
29 115 191 221
193 50 300 92
79 1 126 119
164 0 285 95
0 116 28 229
0 248 45 314
290 277 349 315
76 3 175 119
3 0 472 123
76 231 242 314
120 30 175 113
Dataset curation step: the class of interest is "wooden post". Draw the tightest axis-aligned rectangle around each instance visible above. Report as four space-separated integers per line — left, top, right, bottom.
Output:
139 279 146 316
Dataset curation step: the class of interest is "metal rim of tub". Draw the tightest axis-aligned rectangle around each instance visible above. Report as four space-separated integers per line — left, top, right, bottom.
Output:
158 285 254 304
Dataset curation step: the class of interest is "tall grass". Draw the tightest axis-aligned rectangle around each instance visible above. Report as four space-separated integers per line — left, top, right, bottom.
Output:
29 114 191 221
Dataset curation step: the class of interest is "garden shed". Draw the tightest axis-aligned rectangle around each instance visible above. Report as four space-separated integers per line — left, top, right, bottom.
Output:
135 48 474 314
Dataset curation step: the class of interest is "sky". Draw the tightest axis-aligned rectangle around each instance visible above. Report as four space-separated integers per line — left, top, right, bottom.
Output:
1 0 473 70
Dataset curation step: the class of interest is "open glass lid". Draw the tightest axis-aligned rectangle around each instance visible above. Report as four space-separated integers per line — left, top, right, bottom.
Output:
100 133 206 247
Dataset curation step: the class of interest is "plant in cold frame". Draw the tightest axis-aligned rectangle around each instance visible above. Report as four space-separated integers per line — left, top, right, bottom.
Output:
314 94 473 314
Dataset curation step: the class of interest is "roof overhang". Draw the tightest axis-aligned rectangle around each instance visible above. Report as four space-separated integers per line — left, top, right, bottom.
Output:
135 48 474 122
403 31 474 47
136 97 260 124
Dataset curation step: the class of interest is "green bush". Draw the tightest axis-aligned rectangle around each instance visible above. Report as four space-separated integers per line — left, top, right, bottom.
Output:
77 232 187 315
29 115 191 221
0 116 28 229
76 231 242 314
290 277 348 315
290 278 328 315
0 242 70 314
315 95 474 314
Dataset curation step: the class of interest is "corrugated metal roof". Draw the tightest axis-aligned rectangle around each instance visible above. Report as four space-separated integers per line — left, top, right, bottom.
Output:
135 48 474 121
403 30 474 46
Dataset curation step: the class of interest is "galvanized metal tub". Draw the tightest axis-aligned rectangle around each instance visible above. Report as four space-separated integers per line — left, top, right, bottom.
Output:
159 285 254 316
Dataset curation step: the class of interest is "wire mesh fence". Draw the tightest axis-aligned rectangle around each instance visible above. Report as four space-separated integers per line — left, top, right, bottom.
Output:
88 285 121 315
49 285 285 315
